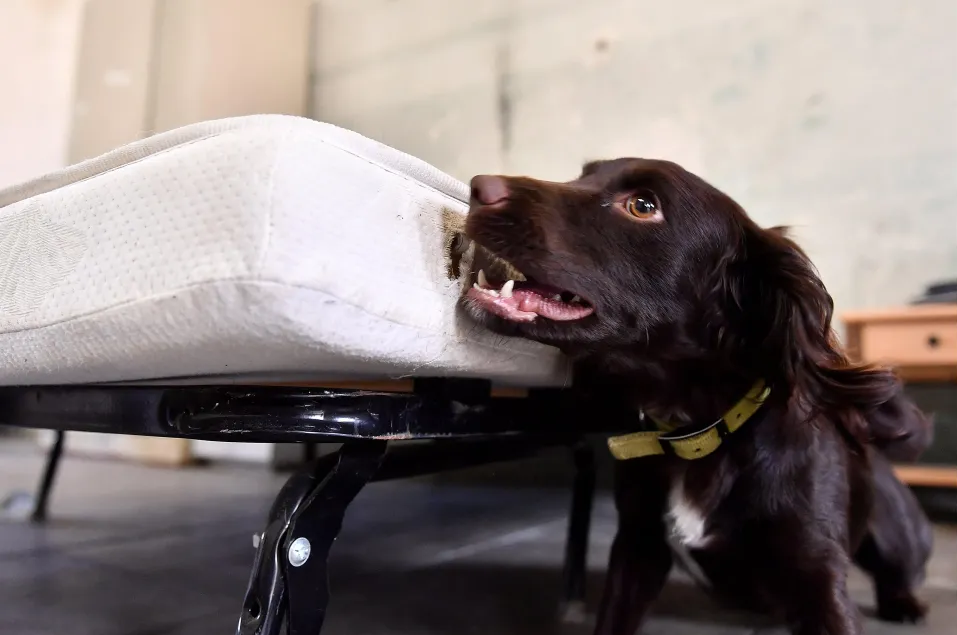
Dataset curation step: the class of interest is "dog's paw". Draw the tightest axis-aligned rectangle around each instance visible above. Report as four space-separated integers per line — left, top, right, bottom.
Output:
876 593 928 623
558 600 593 626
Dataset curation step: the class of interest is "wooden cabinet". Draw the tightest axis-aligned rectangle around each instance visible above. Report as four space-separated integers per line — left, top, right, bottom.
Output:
842 304 957 488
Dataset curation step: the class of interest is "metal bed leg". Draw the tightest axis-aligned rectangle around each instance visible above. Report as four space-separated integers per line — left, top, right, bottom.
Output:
1 431 66 523
560 441 596 623
237 440 387 635
31 431 66 523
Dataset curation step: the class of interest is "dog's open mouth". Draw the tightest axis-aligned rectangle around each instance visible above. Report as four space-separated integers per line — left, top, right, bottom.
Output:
464 249 595 324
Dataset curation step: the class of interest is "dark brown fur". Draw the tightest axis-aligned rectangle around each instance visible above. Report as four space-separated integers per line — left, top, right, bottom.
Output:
462 159 934 635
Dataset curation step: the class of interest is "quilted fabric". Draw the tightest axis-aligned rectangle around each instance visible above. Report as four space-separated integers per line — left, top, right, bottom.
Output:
0 115 570 387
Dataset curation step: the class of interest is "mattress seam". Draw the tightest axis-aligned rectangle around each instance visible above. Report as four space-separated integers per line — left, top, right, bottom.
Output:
0 117 300 206
1 117 469 210
0 278 557 361
306 135 469 208
256 123 297 276
3 123 467 226
1 135 221 208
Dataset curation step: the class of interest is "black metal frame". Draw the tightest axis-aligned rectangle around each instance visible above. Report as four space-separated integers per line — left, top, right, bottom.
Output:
1 378 622 635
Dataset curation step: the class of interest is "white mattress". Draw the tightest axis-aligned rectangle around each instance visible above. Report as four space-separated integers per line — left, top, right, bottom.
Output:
0 115 570 387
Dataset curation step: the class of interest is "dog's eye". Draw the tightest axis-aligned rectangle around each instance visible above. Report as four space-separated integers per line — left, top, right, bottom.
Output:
625 192 661 220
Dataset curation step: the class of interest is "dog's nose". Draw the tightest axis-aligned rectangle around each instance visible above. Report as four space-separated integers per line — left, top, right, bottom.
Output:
470 175 510 206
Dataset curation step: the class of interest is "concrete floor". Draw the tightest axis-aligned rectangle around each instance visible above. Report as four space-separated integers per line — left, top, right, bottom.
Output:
1 441 955 635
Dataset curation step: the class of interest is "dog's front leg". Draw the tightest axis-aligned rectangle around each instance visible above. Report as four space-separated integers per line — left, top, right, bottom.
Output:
593 459 672 635
788 560 863 635
593 521 672 635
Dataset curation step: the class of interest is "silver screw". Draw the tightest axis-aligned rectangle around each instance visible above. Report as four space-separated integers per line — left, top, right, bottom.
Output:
252 533 262 549
288 537 311 567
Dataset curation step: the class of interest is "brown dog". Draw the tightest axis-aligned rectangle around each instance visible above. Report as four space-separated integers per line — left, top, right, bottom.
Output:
460 159 934 635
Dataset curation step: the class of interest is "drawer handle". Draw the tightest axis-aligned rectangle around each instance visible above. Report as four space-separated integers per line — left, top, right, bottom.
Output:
927 334 940 349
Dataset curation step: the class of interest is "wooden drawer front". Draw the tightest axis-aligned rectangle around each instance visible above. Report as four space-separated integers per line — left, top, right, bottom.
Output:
859 319 957 367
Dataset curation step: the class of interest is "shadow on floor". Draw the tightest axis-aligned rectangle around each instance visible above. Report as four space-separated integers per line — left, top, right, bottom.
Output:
1 442 955 635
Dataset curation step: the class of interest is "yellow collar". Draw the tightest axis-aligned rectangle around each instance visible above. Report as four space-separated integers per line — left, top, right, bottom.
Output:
607 380 771 461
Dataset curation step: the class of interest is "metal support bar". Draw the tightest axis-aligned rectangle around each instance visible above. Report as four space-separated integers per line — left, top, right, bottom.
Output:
237 441 387 635
283 441 387 634
0 381 625 633
237 436 581 635
1 431 66 523
0 383 630 442
560 441 596 622
31 431 66 523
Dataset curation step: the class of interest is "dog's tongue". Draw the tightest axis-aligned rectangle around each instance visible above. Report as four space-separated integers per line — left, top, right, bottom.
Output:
467 287 594 323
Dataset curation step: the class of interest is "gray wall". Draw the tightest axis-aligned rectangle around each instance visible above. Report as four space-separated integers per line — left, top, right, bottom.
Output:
311 0 957 317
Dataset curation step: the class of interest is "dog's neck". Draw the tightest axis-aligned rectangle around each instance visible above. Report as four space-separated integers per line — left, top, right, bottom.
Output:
643 370 759 428
576 353 760 427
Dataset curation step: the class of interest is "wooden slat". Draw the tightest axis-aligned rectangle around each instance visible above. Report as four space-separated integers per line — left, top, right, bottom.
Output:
841 304 957 325
894 465 957 489
117 437 193 467
258 379 416 392
255 380 529 398
893 365 957 383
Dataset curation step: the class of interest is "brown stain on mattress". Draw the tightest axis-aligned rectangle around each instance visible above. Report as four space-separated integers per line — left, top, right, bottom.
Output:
442 206 472 281
442 206 526 288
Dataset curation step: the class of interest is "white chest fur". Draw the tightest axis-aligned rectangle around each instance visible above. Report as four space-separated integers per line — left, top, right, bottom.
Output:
666 481 710 549
665 479 713 587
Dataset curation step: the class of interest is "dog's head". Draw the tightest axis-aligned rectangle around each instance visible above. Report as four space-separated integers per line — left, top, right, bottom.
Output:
463 157 914 445
462 158 876 395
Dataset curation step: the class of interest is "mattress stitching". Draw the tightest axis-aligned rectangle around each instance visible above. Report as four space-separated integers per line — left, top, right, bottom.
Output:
0 116 298 205
0 278 562 363
256 124 297 276
1 135 222 207
304 135 469 208
3 118 469 211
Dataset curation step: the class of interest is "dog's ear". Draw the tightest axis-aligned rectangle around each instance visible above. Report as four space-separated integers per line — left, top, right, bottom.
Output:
866 388 934 462
705 222 899 437
701 223 830 377
732 225 835 379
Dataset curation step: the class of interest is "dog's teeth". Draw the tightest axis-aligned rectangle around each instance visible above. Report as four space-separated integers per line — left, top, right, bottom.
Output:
551 294 562 301
473 282 500 297
570 295 581 303
477 269 489 288
501 280 514 298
